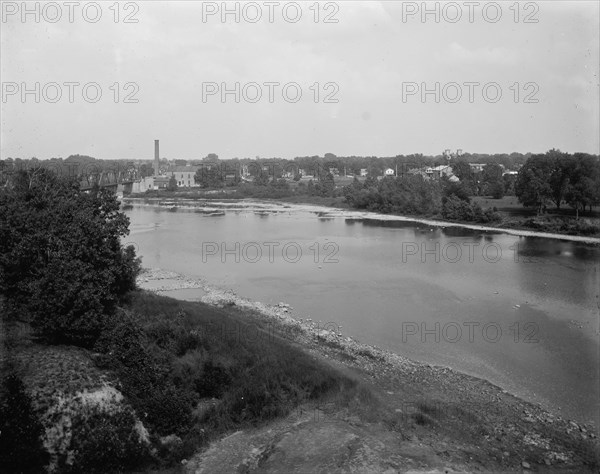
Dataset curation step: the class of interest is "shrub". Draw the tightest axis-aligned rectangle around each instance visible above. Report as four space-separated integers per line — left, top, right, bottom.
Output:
195 360 232 398
65 407 150 473
94 311 194 436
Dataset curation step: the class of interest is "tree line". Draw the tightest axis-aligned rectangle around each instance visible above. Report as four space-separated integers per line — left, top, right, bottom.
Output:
342 174 500 224
514 150 600 217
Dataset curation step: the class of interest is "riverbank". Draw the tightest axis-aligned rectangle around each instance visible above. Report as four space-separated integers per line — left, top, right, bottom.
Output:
124 196 600 244
138 268 599 473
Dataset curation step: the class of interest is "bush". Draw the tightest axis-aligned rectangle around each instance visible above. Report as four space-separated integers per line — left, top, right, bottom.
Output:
66 407 150 473
195 360 232 398
94 311 194 436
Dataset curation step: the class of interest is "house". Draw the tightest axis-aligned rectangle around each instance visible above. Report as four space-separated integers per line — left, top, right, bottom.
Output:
384 168 395 176
360 169 368 177
469 163 486 173
425 165 460 182
169 166 198 187
153 176 170 189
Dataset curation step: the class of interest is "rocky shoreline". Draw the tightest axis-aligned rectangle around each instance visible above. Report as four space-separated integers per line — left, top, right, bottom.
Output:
137 268 417 372
137 268 600 472
137 268 598 437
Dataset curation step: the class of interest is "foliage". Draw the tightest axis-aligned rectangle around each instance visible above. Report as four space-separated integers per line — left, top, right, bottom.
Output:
114 291 361 459
342 173 502 224
0 368 49 473
0 169 141 346
564 153 600 218
65 407 151 473
515 150 600 216
167 175 178 191
194 167 225 188
481 163 505 199
94 311 194 436
442 196 500 223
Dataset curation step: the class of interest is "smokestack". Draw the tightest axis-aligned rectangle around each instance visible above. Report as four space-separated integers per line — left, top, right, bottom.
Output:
154 140 159 176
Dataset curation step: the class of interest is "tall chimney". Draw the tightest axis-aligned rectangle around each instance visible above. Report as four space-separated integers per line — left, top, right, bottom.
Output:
154 140 160 176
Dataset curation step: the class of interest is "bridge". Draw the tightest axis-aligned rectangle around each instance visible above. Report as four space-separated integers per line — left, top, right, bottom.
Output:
79 169 137 193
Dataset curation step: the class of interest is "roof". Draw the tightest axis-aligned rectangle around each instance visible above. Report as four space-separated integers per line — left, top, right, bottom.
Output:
172 166 198 173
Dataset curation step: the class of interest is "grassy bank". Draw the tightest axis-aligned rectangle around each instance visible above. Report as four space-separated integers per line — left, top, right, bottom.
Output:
4 287 599 472
1 290 368 472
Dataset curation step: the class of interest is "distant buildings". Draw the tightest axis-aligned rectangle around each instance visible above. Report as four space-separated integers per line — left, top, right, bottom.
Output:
418 165 460 182
169 166 198 187
384 168 395 176
469 163 486 173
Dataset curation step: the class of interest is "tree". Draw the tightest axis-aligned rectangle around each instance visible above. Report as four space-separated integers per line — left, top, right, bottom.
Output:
139 163 153 178
254 171 270 186
546 149 571 209
194 167 224 188
0 169 141 346
515 154 553 215
318 172 335 197
482 163 504 199
167 175 178 191
441 177 470 203
565 153 600 218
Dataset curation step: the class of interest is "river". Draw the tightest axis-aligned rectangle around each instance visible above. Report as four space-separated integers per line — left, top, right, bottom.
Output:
124 199 599 426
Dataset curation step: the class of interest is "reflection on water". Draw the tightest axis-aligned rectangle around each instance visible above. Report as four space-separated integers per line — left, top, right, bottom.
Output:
126 204 599 425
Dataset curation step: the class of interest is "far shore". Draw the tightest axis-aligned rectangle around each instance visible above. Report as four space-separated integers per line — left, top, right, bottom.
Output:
124 195 600 244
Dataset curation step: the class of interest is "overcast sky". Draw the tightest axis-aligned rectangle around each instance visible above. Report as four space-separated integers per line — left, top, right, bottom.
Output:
1 1 599 160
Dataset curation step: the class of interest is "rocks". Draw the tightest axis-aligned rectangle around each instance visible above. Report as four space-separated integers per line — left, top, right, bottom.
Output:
521 460 531 469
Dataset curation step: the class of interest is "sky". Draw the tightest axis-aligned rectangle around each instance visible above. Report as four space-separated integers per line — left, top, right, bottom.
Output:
1 0 599 161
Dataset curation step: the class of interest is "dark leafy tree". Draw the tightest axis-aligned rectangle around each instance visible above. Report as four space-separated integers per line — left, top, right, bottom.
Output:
195 167 224 189
515 154 553 215
482 163 504 199
0 169 141 346
167 175 178 191
565 153 600 218
546 149 571 209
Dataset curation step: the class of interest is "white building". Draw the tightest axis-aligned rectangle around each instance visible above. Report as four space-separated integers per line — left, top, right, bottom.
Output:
384 168 395 176
426 165 460 182
169 166 199 187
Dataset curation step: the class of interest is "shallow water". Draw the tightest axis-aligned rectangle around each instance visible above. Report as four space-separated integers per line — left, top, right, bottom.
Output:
125 201 600 426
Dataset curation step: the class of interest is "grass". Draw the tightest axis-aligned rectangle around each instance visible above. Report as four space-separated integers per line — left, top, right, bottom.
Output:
117 291 368 459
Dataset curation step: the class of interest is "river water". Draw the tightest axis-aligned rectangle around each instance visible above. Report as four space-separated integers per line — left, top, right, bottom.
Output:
124 199 599 426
